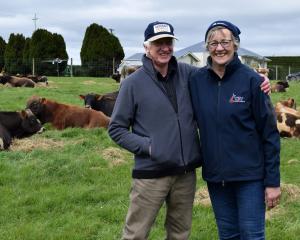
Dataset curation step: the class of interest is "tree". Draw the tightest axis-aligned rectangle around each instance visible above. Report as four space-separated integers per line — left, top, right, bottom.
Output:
80 23 124 77
22 38 32 74
30 29 68 75
0 36 6 72
4 33 26 74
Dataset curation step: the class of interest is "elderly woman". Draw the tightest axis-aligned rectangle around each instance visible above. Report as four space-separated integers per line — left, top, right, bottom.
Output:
189 20 281 240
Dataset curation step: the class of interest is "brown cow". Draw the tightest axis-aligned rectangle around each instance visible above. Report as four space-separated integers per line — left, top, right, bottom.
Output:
26 96 110 130
275 98 300 138
120 65 140 82
0 75 35 87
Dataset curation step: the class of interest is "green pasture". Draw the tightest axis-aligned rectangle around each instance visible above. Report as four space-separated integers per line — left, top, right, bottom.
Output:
0 77 300 239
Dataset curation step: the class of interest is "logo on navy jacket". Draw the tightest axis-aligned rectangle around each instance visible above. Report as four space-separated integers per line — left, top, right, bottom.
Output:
229 93 245 103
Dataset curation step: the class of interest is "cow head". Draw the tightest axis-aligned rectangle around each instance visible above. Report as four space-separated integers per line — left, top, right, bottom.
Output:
20 109 43 134
120 65 140 82
26 96 47 119
79 93 103 109
279 98 296 109
0 75 11 84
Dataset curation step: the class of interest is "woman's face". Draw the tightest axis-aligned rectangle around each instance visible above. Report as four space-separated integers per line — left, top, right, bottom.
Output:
207 28 235 68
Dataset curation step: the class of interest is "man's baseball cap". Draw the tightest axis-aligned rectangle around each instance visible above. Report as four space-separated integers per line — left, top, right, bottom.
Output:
144 21 178 42
205 20 241 42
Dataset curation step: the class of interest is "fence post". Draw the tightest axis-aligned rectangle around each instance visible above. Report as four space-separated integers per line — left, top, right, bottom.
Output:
32 58 35 76
112 57 115 74
70 58 73 77
275 65 278 80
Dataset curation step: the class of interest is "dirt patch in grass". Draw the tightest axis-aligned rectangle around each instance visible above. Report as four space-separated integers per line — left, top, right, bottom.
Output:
266 183 300 220
83 80 96 85
288 159 299 164
10 137 65 152
102 147 126 167
194 183 300 219
194 187 211 207
266 205 283 220
281 183 300 201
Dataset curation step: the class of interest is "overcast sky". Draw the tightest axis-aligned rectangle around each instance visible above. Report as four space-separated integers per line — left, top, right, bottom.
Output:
1 0 300 65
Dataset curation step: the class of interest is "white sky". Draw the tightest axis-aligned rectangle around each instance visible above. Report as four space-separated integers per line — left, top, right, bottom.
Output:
1 0 300 65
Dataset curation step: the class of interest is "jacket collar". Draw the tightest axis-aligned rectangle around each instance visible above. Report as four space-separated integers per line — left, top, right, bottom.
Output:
142 54 178 78
206 52 242 78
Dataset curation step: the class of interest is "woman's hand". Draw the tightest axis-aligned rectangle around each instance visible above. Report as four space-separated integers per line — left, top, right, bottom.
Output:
265 187 281 209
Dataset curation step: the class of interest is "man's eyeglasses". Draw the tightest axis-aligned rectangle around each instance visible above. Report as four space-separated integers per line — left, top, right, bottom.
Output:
208 40 232 50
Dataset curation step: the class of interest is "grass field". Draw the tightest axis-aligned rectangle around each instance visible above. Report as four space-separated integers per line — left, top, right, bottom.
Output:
0 77 300 239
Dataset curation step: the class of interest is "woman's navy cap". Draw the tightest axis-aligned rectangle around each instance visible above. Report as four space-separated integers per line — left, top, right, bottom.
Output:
144 21 178 42
205 20 241 41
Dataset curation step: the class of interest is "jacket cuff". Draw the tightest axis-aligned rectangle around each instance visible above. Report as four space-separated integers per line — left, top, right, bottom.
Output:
141 137 151 156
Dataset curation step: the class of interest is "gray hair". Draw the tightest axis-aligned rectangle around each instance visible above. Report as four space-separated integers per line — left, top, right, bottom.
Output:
205 26 240 51
143 39 175 57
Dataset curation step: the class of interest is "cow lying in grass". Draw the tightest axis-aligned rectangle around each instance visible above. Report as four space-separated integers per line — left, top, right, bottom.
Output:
0 75 35 87
271 81 289 93
0 109 43 150
79 91 118 117
26 96 110 130
24 75 48 85
275 98 300 138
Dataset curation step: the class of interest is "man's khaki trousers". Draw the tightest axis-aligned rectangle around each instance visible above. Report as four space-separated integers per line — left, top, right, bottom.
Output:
122 171 196 240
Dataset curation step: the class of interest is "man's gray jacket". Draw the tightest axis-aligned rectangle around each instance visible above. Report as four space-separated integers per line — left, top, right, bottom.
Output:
108 55 202 178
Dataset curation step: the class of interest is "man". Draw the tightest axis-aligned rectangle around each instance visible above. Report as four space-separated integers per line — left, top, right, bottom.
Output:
108 21 270 239
108 21 202 239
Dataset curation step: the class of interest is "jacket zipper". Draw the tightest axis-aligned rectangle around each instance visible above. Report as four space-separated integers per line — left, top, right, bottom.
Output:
145 69 186 171
217 80 224 184
177 116 187 171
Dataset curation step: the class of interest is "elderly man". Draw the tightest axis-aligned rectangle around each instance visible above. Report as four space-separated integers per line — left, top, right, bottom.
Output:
108 21 270 239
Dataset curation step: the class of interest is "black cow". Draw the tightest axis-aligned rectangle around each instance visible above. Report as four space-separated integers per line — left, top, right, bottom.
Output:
271 80 289 93
0 109 43 150
79 91 118 117
111 73 121 83
26 75 49 85
0 124 11 150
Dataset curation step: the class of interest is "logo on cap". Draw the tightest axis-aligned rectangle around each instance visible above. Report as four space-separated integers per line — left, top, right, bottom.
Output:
153 24 171 34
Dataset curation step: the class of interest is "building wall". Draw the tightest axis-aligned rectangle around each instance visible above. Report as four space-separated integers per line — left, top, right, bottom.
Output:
177 55 202 67
240 56 268 69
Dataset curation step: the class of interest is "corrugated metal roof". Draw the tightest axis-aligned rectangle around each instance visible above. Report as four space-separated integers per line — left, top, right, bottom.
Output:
126 53 144 61
125 41 269 61
175 41 268 60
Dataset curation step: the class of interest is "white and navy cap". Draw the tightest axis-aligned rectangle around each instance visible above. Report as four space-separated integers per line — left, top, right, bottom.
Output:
144 21 178 42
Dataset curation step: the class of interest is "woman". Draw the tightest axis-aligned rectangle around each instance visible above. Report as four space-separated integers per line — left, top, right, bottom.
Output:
189 20 281 240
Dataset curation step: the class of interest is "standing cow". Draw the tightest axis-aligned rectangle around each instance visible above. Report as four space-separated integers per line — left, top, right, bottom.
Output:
0 109 43 150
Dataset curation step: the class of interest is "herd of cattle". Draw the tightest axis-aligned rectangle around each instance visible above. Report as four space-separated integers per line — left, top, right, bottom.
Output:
0 90 118 150
0 74 48 87
1 69 300 151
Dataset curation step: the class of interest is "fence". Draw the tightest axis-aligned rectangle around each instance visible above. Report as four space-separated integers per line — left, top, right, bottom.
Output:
2 58 119 78
268 65 300 81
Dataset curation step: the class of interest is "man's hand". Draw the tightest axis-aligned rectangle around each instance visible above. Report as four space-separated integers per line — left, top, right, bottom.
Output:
259 74 271 94
265 187 281 209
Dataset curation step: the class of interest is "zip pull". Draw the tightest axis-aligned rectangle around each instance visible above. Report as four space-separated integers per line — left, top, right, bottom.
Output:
222 180 225 187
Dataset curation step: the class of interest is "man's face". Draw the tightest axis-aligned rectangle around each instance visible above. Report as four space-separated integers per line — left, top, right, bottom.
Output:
207 28 235 67
146 37 174 68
